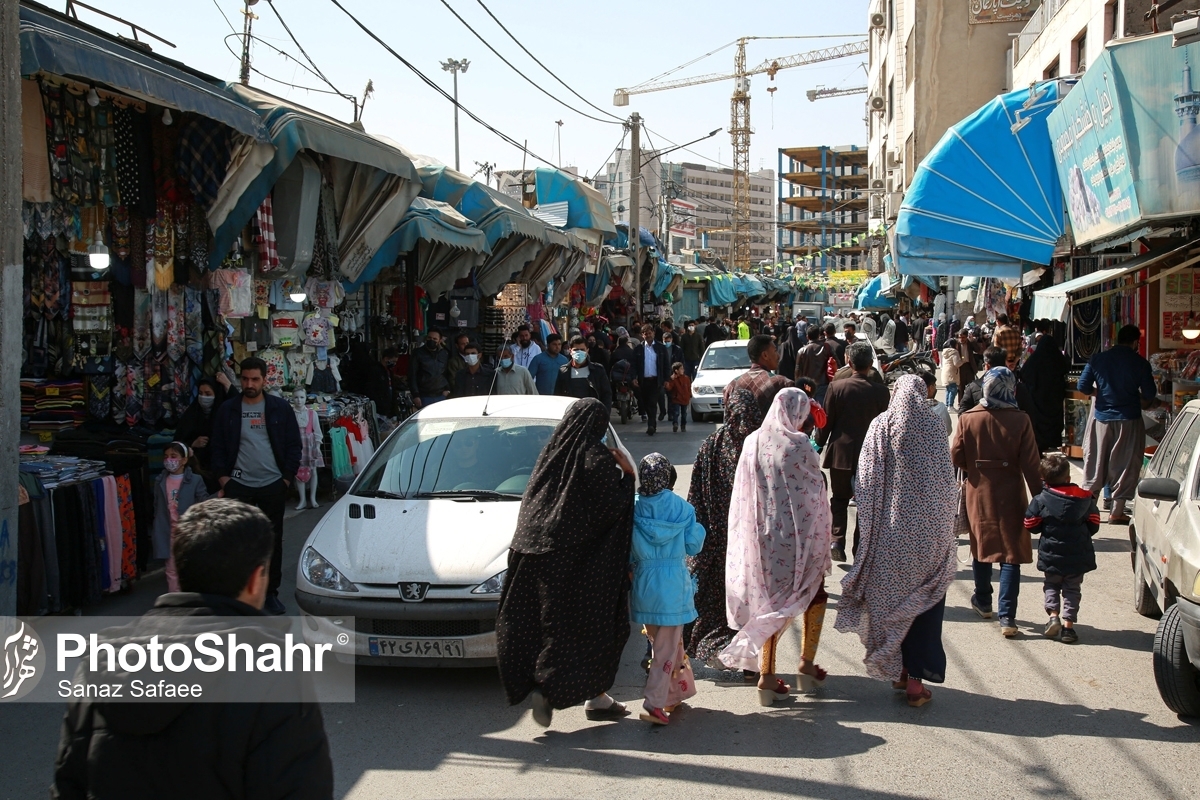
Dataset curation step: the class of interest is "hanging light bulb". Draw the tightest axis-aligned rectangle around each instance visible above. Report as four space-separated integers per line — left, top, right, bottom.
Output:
289 290 308 304
88 240 110 270
86 87 100 107
449 300 461 319
162 107 173 125
1184 313 1200 340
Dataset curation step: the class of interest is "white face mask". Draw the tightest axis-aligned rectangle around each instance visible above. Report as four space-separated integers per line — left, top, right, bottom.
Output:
465 354 480 366
163 458 182 474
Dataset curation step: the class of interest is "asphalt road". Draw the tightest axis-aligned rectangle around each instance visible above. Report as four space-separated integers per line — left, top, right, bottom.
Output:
2 410 1199 799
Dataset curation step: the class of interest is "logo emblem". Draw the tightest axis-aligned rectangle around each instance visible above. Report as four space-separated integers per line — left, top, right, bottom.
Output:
1 619 45 701
399 582 430 603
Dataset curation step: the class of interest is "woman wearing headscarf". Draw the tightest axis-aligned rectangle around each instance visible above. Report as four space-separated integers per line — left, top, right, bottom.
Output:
685 389 764 665
951 368 1042 638
836 375 958 707
496 399 637 727
174 376 234 492
777 324 802 384
1020 329 1070 452
721 388 832 705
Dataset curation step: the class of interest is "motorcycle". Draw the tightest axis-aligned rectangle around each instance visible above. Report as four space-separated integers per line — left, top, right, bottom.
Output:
878 349 937 385
614 381 634 424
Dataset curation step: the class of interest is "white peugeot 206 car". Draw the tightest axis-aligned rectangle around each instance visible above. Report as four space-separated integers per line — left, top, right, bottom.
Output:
295 395 634 667
689 340 751 422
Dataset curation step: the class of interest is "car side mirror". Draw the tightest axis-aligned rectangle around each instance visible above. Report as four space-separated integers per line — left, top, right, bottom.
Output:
1137 477 1181 502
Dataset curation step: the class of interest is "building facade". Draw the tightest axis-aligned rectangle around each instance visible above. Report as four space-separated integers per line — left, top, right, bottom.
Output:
778 146 868 272
1009 1 1154 90
867 0 1033 270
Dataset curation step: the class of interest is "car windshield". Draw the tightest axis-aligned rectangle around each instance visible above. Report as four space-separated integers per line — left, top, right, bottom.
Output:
700 345 751 371
353 417 557 499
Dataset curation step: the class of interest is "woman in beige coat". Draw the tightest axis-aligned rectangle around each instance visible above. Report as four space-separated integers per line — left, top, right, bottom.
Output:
951 367 1042 638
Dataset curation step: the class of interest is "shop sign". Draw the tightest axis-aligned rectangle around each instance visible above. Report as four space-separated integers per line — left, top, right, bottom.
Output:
1159 269 1200 350
669 199 697 237
1048 35 1200 246
969 0 1036 25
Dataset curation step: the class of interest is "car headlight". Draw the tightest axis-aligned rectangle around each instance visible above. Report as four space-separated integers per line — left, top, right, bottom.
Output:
302 547 358 593
471 570 507 595
694 385 717 396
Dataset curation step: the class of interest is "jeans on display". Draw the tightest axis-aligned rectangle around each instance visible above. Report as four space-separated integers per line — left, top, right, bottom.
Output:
973 560 1020 621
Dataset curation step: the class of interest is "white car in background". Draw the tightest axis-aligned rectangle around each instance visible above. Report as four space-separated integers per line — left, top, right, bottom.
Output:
690 340 751 422
294 395 634 667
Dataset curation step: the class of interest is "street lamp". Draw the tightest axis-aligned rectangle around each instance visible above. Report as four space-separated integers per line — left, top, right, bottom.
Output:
440 58 470 171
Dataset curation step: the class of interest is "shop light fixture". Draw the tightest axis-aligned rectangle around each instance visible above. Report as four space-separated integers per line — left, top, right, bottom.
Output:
86 87 100 107
88 241 110 270
1184 314 1200 340
161 107 173 126
449 300 461 319
289 290 308 304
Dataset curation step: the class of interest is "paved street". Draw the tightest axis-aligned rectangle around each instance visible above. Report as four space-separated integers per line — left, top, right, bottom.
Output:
3 412 1199 799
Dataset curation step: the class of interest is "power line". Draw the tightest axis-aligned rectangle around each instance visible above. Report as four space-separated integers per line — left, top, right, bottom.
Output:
221 33 343 97
589 128 628 183
211 0 237 33
436 0 621 126
472 0 625 123
326 0 560 169
263 0 355 109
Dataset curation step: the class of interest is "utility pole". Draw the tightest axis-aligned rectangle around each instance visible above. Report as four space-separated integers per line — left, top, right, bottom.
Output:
1 0 24 616
628 112 641 323
555 120 563 166
440 58 470 171
239 0 259 86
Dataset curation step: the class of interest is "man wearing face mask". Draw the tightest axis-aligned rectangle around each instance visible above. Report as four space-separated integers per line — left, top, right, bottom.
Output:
529 334 569 395
680 319 704 379
633 324 672 436
454 342 496 397
495 343 538 395
413 329 452 408
555 336 613 414
512 324 542 370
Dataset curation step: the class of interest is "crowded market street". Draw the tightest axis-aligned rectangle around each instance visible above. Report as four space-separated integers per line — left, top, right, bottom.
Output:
2 417 1197 800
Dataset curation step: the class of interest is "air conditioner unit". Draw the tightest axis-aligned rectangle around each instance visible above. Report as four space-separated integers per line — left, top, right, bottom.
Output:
887 191 904 212
869 95 886 112
871 178 886 190
869 11 886 29
885 150 903 170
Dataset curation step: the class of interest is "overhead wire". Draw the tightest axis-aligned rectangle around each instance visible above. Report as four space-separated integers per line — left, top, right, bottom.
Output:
472 0 626 123
211 0 237 33
326 0 559 168
263 0 356 108
436 0 621 126
221 33 346 97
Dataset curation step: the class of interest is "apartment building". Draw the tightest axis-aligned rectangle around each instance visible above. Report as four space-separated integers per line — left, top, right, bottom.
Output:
778 146 868 272
1009 0 1155 89
866 0 1030 269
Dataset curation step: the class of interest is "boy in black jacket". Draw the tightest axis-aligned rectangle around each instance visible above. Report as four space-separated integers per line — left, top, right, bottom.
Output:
1024 452 1100 643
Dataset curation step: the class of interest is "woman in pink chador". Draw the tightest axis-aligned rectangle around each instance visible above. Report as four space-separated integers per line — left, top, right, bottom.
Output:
720 388 832 706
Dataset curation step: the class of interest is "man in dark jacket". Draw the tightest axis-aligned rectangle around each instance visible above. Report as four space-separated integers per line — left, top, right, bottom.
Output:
795 326 834 404
703 316 727 347
364 348 399 417
816 342 890 562
209 357 301 615
680 319 704 378
413 329 452 408
52 499 333 800
723 334 794 417
454 342 496 397
555 336 613 413
633 324 671 435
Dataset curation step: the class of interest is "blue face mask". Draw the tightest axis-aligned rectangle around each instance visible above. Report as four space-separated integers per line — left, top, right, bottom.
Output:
499 358 514 369
571 350 587 365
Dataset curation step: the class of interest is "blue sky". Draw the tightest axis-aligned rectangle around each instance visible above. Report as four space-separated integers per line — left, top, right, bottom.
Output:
90 0 871 178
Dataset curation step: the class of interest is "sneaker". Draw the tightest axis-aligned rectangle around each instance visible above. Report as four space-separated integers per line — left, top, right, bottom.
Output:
1101 497 1112 511
681 425 687 432
1044 615 1062 639
264 594 287 616
1060 626 1078 644
673 423 679 433
999 618 1018 638
970 594 994 619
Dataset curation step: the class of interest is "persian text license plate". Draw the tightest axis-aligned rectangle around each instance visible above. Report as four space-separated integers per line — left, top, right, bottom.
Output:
368 637 465 658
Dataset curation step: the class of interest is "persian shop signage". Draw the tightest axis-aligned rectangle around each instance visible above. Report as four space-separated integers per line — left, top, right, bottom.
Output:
969 0 1036 25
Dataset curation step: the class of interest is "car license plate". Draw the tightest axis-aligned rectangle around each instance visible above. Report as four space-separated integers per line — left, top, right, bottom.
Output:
716 398 724 406
368 637 465 658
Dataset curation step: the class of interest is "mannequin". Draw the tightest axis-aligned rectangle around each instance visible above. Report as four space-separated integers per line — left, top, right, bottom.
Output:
291 387 323 510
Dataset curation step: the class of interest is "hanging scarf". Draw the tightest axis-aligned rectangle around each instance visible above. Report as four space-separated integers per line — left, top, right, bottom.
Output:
981 366 1018 409
835 375 958 681
720 388 832 671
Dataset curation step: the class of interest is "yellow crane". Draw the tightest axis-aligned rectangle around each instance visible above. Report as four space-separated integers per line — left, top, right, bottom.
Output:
614 37 867 271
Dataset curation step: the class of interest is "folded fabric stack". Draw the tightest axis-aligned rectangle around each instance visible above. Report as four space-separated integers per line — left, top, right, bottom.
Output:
20 379 38 429
19 455 107 489
28 379 85 432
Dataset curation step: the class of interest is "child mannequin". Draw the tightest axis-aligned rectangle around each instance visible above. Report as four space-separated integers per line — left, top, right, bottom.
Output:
292 387 324 510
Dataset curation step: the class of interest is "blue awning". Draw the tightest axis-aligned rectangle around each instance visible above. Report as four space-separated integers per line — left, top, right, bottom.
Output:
420 165 547 246
855 275 896 310
896 83 1064 279
19 4 267 141
533 168 617 234
707 274 738 306
342 198 489 295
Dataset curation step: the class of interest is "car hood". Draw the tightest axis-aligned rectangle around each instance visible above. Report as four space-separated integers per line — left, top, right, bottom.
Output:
307 497 517 586
694 368 748 388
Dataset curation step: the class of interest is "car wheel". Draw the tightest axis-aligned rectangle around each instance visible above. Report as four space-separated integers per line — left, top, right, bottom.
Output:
1133 541 1162 619
1153 604 1200 717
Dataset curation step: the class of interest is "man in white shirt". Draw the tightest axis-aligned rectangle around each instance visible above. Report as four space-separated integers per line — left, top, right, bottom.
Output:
512 324 542 370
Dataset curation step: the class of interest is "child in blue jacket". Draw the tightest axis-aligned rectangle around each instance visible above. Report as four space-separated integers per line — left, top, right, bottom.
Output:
631 453 707 725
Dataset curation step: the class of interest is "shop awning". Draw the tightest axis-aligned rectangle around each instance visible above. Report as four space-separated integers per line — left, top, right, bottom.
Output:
1031 241 1200 322
19 3 267 141
707 274 738 306
420 165 547 246
855 274 897 311
210 85 421 274
342 198 490 296
896 82 1064 278
532 168 617 235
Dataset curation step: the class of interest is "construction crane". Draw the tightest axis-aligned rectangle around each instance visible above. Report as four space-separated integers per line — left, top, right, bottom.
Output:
807 85 868 102
614 37 867 270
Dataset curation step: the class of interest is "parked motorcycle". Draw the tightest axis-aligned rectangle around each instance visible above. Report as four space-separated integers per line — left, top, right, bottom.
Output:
878 349 937 385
